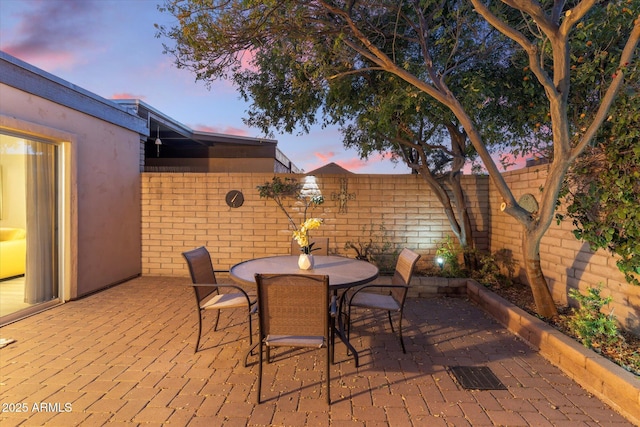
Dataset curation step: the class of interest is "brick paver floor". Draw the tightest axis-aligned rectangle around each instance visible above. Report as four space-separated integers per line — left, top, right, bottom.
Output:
0 276 632 426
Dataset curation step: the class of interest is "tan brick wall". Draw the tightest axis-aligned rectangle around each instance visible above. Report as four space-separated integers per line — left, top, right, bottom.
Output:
488 165 639 333
141 172 489 277
141 169 638 333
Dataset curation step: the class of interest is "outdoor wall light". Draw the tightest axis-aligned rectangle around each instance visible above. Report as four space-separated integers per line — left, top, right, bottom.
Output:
435 256 445 270
302 175 322 199
155 125 162 157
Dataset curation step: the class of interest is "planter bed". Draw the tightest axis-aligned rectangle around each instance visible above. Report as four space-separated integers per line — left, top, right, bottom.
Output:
466 279 640 426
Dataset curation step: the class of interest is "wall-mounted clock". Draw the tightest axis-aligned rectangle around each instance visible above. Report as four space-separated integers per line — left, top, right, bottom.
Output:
225 190 244 208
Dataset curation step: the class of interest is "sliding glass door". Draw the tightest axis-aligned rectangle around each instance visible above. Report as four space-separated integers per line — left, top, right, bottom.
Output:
0 133 59 322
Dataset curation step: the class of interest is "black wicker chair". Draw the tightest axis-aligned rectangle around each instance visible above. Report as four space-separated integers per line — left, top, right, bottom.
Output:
182 246 256 353
346 248 421 353
254 273 333 404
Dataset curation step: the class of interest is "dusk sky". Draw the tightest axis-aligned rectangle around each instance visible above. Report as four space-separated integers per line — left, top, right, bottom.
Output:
0 0 412 174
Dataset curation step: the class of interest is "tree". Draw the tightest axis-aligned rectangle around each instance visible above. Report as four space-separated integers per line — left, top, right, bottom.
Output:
157 0 639 318
158 0 538 272
234 22 532 269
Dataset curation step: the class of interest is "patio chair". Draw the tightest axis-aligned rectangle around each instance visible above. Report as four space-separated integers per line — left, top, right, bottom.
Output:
346 248 421 353
255 273 333 404
182 246 256 353
290 237 329 256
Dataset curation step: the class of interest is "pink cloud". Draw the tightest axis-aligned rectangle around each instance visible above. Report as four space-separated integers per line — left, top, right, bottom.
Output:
111 93 146 100
463 152 529 174
192 124 250 136
1 0 102 71
336 158 367 171
239 49 258 72
496 153 528 171
304 151 397 172
336 152 392 172
6 50 80 72
313 152 336 163
2 0 102 70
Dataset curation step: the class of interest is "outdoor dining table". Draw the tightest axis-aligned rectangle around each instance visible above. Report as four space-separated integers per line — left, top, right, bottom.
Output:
229 255 379 367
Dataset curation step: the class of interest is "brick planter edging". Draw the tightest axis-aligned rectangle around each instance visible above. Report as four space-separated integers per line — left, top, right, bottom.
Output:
466 279 640 425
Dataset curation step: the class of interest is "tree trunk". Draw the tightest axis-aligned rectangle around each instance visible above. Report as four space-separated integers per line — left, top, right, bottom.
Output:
414 165 476 270
446 124 477 270
448 174 477 270
523 232 558 318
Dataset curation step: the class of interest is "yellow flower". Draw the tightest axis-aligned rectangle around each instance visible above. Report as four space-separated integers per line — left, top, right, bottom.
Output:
292 230 309 247
302 218 322 230
293 218 323 253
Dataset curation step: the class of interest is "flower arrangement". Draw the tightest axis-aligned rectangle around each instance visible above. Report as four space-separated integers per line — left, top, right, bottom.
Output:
257 177 325 269
292 218 323 254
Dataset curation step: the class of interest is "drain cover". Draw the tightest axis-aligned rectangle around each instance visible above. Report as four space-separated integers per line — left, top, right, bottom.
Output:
448 366 506 390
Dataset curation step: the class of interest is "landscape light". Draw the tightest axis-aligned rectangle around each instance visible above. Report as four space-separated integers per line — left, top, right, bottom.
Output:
436 256 444 270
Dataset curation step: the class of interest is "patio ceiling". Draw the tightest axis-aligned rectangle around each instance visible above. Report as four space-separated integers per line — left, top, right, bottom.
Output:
114 98 277 153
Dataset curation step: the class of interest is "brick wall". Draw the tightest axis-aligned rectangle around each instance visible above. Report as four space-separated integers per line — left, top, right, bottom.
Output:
141 169 638 333
141 172 489 276
488 165 639 333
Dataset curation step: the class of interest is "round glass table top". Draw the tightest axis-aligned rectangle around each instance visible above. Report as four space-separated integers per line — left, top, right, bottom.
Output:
230 255 379 289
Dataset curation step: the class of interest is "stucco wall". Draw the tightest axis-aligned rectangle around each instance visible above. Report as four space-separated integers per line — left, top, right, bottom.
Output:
488 164 639 332
141 172 490 276
0 83 142 298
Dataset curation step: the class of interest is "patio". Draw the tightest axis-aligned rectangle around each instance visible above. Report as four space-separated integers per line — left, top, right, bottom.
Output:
0 276 632 426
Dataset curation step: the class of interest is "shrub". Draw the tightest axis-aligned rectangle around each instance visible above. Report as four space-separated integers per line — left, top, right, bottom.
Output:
344 223 397 273
568 286 620 349
435 236 465 278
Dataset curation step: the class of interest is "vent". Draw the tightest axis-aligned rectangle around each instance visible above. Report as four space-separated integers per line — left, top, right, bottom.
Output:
448 366 507 390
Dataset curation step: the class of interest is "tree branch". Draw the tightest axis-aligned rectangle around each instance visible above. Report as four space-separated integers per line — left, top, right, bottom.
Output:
470 0 557 98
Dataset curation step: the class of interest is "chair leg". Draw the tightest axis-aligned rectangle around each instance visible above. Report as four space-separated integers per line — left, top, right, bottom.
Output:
345 305 352 355
330 317 336 364
257 341 264 404
325 345 331 404
387 311 395 332
247 310 253 345
243 341 258 367
398 311 406 353
213 309 221 332
195 310 203 353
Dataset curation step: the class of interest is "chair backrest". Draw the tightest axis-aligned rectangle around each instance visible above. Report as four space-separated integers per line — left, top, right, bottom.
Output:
182 246 218 303
390 248 421 301
255 274 330 338
290 237 329 256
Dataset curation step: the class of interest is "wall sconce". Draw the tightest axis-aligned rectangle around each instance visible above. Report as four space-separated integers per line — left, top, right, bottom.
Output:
435 256 445 270
155 125 162 157
301 175 322 199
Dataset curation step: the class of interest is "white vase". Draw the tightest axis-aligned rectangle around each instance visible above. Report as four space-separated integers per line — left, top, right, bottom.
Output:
298 254 314 270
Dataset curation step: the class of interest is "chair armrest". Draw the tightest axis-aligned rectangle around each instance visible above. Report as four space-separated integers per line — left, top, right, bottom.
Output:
347 284 409 303
191 283 257 305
